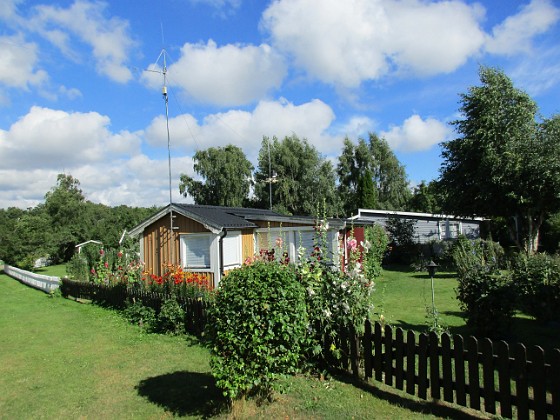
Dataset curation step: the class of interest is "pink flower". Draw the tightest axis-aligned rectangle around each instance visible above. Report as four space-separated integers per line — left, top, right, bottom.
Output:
117 251 123 258
104 262 109 268
347 238 358 251
100 249 104 256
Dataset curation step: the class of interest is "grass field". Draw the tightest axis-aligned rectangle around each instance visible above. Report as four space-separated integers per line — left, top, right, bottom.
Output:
1 269 485 419
376 265 560 354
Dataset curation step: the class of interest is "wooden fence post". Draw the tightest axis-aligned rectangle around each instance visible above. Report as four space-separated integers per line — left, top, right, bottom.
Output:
531 346 547 420
441 333 453 403
552 348 560 419
363 320 373 380
453 334 467 407
384 324 393 386
467 336 480 411
496 340 512 419
481 338 495 414
405 330 416 396
418 333 429 400
429 332 440 400
395 328 405 391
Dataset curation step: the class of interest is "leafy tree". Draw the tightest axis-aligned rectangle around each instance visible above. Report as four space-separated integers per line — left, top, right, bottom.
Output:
408 180 441 214
356 168 378 209
337 134 410 216
179 144 253 207
44 174 88 262
253 135 341 216
439 66 560 253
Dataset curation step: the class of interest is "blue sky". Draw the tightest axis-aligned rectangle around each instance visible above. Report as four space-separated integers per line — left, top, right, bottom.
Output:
1 0 559 209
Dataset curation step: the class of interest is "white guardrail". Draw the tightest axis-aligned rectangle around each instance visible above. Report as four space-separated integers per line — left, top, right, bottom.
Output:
3 265 60 293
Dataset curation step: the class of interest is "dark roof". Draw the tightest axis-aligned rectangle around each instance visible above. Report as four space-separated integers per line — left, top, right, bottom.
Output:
128 203 344 236
173 204 282 230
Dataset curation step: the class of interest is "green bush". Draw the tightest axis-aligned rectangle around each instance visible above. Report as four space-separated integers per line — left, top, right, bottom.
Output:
455 265 516 338
362 225 389 280
511 253 560 323
66 253 90 281
156 298 185 335
123 299 156 331
452 236 504 276
207 261 308 400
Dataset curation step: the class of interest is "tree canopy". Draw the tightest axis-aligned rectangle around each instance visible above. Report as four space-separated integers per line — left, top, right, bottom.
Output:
253 135 341 216
179 144 254 207
438 66 560 253
337 134 410 216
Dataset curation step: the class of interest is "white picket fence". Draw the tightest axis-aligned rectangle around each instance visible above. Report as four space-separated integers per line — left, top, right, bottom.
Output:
3 265 60 293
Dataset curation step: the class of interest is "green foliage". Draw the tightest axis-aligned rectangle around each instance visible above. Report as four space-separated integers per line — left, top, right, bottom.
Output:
337 134 411 216
385 217 417 264
66 253 90 280
511 253 560 323
208 261 308 400
179 144 254 207
254 135 342 216
408 180 442 214
453 237 512 337
356 168 378 209
123 299 157 330
361 225 389 280
156 299 185 335
300 226 375 363
451 236 504 277
455 265 516 338
440 66 560 253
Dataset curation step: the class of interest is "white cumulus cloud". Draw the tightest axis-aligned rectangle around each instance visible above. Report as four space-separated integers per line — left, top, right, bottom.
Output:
0 35 48 89
261 0 486 87
27 0 136 83
144 98 338 160
151 40 287 107
381 114 450 152
485 0 560 56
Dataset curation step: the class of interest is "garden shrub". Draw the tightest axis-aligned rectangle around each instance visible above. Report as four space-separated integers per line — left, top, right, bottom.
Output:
455 265 516 338
123 299 156 331
362 225 389 280
385 217 419 264
452 236 504 276
511 253 560 323
66 253 90 281
156 298 185 335
207 261 308 400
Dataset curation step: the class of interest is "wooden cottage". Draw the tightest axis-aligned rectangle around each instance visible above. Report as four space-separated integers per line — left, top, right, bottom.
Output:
348 208 484 244
128 203 344 288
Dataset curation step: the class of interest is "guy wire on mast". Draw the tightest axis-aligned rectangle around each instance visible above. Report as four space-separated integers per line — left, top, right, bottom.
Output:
146 48 175 264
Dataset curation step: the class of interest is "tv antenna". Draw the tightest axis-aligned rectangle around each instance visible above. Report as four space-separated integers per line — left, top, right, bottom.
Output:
146 48 176 264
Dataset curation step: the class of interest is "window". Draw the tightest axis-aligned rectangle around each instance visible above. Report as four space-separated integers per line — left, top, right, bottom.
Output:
180 234 211 269
222 231 241 269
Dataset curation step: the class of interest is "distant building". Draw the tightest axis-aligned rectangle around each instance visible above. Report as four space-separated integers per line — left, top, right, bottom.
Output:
348 208 484 244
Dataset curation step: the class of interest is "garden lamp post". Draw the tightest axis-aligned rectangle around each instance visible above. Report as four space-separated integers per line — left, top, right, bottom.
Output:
426 260 439 329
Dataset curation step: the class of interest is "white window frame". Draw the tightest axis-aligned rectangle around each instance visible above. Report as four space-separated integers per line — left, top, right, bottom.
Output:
222 231 242 270
180 233 212 270
254 226 339 265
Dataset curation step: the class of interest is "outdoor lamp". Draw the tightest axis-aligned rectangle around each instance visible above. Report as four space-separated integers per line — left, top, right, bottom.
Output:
426 260 438 278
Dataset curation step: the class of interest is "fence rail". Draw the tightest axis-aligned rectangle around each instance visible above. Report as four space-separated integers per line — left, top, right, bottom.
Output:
59 278 209 335
331 320 560 420
3 264 60 293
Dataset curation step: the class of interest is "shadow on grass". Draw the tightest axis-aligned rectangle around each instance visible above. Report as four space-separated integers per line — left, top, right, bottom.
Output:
333 372 486 420
136 370 228 418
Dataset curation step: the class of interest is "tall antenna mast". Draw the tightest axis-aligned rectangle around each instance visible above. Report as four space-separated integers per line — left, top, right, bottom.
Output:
146 48 175 265
161 50 175 265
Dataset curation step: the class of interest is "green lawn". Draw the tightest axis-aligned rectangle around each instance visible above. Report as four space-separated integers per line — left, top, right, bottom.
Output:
1 271 479 419
376 265 560 354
